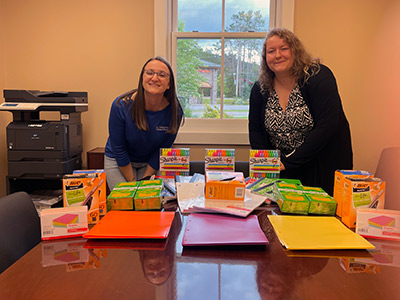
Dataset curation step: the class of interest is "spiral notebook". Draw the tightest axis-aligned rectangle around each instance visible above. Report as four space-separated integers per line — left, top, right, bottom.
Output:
182 213 269 246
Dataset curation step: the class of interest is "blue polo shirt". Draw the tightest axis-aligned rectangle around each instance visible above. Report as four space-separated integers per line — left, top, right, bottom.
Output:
105 97 178 170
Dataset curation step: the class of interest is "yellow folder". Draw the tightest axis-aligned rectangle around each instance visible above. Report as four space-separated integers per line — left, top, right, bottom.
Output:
268 215 375 250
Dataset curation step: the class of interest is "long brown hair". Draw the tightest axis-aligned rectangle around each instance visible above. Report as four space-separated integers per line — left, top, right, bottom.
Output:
259 28 320 94
117 56 184 134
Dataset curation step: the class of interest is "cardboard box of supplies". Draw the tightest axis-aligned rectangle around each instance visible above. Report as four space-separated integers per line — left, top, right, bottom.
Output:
73 169 107 216
333 170 373 217
356 208 400 241
40 206 88 240
205 171 245 201
63 173 101 225
341 177 385 228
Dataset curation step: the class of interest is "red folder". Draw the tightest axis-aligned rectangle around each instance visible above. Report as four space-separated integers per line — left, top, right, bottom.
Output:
182 213 269 246
83 211 175 239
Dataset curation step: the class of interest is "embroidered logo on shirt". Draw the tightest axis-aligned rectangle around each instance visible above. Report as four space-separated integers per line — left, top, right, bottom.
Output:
156 126 169 132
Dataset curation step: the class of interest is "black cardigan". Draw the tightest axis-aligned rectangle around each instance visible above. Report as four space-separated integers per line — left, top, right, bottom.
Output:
248 64 353 195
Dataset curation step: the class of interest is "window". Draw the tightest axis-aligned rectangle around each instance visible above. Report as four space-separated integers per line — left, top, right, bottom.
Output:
154 0 294 144
173 0 269 120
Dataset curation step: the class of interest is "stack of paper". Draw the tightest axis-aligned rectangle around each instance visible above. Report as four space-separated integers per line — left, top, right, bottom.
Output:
176 182 266 217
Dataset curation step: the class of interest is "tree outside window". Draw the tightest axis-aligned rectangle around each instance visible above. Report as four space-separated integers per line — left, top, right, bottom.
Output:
174 0 270 119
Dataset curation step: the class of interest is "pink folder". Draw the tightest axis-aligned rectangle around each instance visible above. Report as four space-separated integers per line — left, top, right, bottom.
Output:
182 213 269 246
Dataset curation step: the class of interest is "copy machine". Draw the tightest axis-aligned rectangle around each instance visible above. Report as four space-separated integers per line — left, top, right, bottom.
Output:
0 89 88 180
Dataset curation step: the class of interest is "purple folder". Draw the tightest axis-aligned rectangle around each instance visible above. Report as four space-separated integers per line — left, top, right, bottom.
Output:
182 213 269 246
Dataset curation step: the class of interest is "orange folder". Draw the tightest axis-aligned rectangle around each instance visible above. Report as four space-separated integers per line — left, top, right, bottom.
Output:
83 211 175 239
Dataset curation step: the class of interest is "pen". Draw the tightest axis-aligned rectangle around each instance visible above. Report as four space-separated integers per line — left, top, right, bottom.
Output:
219 176 238 182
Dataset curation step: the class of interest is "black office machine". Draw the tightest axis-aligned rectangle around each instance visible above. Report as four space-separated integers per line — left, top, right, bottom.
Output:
1 90 88 181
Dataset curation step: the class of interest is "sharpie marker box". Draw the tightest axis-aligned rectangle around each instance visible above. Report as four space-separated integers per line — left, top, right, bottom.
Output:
160 148 190 176
63 173 100 225
40 206 88 240
205 171 245 201
73 169 107 216
356 208 400 241
107 181 139 211
341 177 385 229
333 170 373 217
205 148 235 172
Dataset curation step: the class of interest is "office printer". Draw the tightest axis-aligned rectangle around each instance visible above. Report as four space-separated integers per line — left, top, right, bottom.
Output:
1 89 88 178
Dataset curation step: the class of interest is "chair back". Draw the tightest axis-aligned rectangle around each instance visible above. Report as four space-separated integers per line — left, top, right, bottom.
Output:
0 192 41 273
375 147 400 211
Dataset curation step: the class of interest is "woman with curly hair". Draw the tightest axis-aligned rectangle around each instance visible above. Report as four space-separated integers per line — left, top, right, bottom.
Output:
248 28 352 195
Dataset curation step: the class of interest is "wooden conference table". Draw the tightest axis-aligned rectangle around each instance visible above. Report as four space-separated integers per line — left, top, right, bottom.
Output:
1 202 400 300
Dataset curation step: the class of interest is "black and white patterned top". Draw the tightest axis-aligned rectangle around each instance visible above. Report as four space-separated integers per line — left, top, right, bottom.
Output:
264 84 314 156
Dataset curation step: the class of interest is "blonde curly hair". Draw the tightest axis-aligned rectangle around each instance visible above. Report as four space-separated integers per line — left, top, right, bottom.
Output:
258 28 320 94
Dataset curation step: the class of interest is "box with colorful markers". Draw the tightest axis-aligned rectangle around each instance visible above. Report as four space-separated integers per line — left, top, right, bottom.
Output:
160 148 190 176
249 149 280 178
205 149 235 172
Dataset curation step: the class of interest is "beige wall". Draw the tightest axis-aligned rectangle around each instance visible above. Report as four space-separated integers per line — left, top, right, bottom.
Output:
1 1 400 196
0 0 154 196
294 0 400 174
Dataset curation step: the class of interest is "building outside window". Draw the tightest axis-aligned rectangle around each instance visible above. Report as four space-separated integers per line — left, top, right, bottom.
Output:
172 0 270 119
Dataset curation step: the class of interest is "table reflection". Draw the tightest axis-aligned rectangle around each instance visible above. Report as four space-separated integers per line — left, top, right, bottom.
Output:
2 207 400 300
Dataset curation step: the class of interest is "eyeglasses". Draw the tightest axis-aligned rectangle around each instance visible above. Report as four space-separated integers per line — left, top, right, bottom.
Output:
143 69 170 79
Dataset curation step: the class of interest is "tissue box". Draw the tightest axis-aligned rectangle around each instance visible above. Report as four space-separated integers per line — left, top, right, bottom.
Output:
40 206 88 240
356 208 400 241
306 193 337 215
276 190 310 215
138 179 163 189
107 181 139 211
342 177 385 228
205 171 245 200
134 187 162 210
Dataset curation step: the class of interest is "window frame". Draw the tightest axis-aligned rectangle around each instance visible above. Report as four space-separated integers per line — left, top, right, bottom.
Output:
154 0 294 145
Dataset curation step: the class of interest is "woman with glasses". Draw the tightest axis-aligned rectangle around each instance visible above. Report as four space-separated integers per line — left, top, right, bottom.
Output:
104 56 184 191
248 28 352 196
